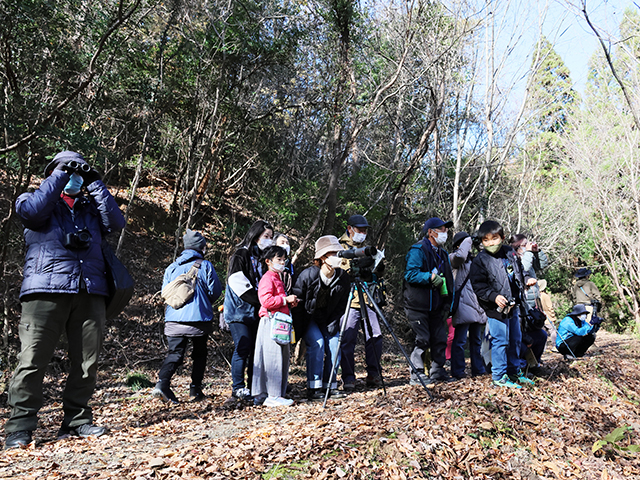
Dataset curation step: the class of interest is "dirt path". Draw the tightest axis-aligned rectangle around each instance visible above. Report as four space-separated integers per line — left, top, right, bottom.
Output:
1 330 640 479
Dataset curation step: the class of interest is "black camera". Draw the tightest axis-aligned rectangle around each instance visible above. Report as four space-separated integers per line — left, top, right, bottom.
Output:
67 160 91 173
471 235 482 249
63 228 92 249
337 246 377 259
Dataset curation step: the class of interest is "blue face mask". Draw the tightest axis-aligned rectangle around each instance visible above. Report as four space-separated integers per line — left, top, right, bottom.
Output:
64 173 84 195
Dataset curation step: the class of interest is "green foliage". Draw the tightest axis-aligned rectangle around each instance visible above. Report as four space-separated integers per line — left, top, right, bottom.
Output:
125 371 154 391
592 426 640 455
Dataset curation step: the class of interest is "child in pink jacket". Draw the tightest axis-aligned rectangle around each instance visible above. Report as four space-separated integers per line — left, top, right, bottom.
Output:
252 246 298 407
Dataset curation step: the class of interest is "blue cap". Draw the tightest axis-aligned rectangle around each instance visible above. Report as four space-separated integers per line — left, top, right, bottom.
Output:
347 215 369 228
423 217 453 232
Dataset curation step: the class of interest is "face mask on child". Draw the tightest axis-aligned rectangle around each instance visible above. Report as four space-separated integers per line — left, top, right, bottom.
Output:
484 243 502 254
271 262 285 272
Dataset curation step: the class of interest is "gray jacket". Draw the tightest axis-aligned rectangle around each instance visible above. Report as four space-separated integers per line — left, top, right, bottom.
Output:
449 237 487 327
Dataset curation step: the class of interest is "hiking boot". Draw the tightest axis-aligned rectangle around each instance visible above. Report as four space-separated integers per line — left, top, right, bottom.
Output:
342 381 356 392
429 374 457 384
307 389 325 401
409 372 430 386
510 371 535 386
152 383 179 404
189 384 206 401
329 388 346 399
4 430 32 449
365 375 383 388
492 374 522 389
58 424 107 439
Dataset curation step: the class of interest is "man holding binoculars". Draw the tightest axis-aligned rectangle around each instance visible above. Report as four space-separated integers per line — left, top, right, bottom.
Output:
4 150 125 449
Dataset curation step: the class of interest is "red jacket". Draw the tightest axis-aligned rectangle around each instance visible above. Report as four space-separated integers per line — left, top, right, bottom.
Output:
258 270 290 318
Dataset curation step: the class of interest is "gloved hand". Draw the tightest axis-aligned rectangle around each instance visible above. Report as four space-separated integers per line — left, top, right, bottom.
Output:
81 166 102 185
431 273 444 289
54 161 74 175
590 315 603 326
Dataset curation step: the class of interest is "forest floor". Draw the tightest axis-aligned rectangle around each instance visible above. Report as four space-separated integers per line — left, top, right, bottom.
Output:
1 329 640 480
1 179 639 479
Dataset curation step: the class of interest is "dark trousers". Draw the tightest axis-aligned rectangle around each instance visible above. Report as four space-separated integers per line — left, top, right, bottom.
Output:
340 306 383 382
6 293 105 433
557 333 595 357
157 335 208 387
451 323 486 378
520 328 548 367
405 307 449 378
228 321 258 392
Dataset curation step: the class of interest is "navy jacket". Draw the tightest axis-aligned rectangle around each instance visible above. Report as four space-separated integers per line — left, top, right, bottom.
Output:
163 249 222 323
16 169 125 300
403 239 454 313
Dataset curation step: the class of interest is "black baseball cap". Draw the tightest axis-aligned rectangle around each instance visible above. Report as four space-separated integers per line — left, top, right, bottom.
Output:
347 215 369 228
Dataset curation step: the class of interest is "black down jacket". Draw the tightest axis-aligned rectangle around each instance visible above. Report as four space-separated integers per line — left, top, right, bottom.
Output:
292 265 350 337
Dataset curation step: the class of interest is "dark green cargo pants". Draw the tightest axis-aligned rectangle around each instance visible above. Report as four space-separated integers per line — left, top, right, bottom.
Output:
5 292 106 433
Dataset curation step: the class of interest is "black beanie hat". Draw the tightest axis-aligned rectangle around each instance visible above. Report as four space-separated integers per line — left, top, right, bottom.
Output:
183 229 206 252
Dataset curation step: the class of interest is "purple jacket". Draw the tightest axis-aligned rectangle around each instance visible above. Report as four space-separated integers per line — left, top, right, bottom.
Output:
16 169 125 299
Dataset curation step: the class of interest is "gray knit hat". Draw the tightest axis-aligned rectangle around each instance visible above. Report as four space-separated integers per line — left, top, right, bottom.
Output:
183 229 206 252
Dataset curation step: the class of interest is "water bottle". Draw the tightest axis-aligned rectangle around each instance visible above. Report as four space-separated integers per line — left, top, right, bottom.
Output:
439 274 448 296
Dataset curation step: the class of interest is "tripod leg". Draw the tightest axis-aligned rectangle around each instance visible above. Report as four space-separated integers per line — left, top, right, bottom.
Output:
356 281 386 395
323 284 355 408
360 282 434 400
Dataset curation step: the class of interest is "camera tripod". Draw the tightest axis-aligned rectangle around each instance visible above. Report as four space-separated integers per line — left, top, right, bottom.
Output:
323 276 434 407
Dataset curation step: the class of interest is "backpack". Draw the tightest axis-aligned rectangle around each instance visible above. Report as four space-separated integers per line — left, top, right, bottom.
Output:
162 259 203 309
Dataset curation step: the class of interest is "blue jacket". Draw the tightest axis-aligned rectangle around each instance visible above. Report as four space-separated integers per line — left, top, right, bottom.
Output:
403 239 454 313
16 170 125 300
163 250 222 323
556 315 597 348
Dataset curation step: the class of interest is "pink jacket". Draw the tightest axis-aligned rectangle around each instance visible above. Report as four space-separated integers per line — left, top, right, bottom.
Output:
258 270 290 318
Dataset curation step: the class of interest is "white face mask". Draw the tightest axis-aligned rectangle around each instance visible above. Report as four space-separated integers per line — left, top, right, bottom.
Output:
435 232 448 246
325 256 342 268
258 238 273 250
578 314 587 322
281 244 291 255
352 232 367 244
271 262 285 272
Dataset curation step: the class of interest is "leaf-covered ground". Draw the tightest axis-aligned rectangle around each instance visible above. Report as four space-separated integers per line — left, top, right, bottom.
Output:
1 330 639 480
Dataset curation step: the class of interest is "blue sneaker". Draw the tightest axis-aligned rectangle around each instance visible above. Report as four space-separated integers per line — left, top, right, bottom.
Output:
492 374 522 389
510 371 535 385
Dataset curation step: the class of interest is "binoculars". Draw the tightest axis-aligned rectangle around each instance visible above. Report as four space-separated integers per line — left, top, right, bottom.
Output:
66 160 91 173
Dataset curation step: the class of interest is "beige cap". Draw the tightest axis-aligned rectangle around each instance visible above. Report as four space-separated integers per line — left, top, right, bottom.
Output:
315 235 343 259
538 279 547 291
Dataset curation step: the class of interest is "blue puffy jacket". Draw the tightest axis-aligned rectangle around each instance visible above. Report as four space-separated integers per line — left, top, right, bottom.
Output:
163 250 222 322
16 169 125 300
